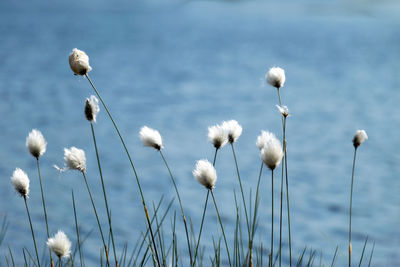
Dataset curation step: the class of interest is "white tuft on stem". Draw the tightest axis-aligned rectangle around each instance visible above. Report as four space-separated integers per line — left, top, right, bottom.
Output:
47 230 72 259
63 147 87 172
208 124 228 149
193 159 217 190
266 67 285 89
69 48 92 75
222 120 242 143
256 130 276 150
260 132 283 170
139 126 163 150
85 95 100 123
352 130 368 148
11 168 30 198
26 129 47 158
276 105 290 118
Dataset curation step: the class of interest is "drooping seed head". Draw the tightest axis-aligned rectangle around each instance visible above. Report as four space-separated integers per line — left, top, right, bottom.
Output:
47 230 72 259
11 168 30 198
208 124 228 149
352 130 368 148
139 126 163 150
193 159 217 190
221 120 242 143
64 147 86 172
69 48 92 75
260 132 283 170
84 95 100 123
26 129 47 158
266 67 285 89
276 105 290 118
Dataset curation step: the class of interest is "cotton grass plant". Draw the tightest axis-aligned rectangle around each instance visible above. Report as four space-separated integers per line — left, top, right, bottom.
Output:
3 49 375 267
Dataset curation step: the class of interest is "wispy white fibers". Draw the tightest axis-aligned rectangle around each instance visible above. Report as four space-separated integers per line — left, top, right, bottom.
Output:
260 132 283 170
139 126 163 150
193 159 217 190
26 129 47 158
208 124 228 149
256 130 276 150
11 168 30 198
353 130 368 148
222 120 242 143
69 48 92 75
63 147 87 172
47 230 72 259
266 67 286 89
276 105 290 118
85 95 100 123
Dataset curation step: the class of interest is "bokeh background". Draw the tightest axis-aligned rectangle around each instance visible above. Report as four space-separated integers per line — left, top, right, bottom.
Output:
0 0 399 266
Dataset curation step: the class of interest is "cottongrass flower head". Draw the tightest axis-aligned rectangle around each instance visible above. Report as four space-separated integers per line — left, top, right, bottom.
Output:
276 105 290 117
193 159 217 190
69 48 92 75
139 126 163 150
85 95 100 123
26 129 47 158
47 230 72 259
208 124 228 149
256 130 276 150
222 120 242 143
266 67 286 89
353 130 368 148
260 132 283 170
11 168 30 198
64 147 86 172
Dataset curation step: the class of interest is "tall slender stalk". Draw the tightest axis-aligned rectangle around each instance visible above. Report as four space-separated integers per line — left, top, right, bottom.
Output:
72 190 84 267
36 158 53 266
84 74 160 267
349 147 358 267
90 122 118 267
193 148 218 266
249 162 263 266
80 172 110 267
23 197 41 267
270 170 274 267
210 190 232 267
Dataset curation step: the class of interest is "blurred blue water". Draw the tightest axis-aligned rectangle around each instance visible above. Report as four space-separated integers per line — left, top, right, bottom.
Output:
0 0 399 266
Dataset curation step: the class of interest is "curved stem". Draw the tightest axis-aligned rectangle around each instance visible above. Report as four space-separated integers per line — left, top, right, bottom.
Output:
81 172 110 267
90 122 118 267
210 190 232 267
23 197 41 267
36 158 53 265
159 150 192 264
349 148 358 267
85 74 160 267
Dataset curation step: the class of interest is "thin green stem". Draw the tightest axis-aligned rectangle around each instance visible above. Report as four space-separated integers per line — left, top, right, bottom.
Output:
270 170 275 267
279 159 283 267
36 158 53 266
72 190 84 267
159 150 193 265
349 148 358 267
90 122 118 267
210 190 232 267
23 197 41 267
367 242 375 267
230 144 250 238
81 172 110 267
85 74 160 267
58 257 61 267
249 162 263 265
359 236 369 267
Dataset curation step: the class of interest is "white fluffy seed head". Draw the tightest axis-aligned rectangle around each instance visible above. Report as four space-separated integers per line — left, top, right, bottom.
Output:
26 129 47 158
208 125 228 149
222 120 242 143
276 105 290 117
64 147 86 172
353 130 368 148
256 130 276 150
47 230 72 259
139 126 163 150
69 48 92 75
266 67 286 89
84 95 100 123
193 159 217 190
11 168 30 198
260 132 283 170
